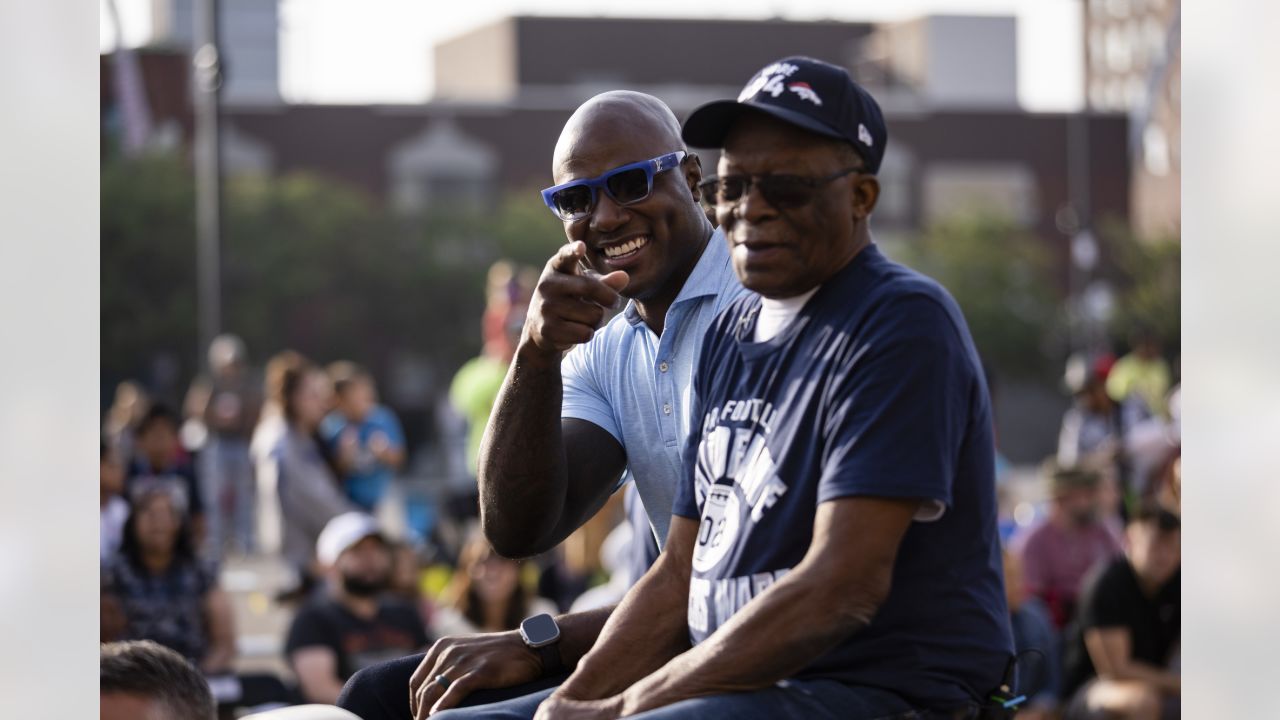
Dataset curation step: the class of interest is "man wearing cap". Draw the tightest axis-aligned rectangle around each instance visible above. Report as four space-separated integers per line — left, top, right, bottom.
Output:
1015 464 1123 629
287 513 430 705
517 56 1014 719
337 90 748 719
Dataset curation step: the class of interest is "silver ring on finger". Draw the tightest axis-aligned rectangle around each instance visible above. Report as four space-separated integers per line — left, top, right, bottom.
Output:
434 674 452 690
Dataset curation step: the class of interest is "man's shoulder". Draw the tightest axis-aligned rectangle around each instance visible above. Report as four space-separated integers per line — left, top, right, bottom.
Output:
853 252 962 327
293 595 344 623
1080 555 1133 601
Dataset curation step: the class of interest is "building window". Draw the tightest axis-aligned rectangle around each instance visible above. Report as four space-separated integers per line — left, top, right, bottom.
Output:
1144 17 1166 64
1143 124 1170 177
921 163 1039 227
388 119 497 214
1090 81 1109 110
1108 78 1127 109
1106 26 1131 73
1090 28 1107 71
874 144 914 224
1127 76 1147 108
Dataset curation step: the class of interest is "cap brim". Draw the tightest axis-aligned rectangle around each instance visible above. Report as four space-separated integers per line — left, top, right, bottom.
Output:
682 100 846 149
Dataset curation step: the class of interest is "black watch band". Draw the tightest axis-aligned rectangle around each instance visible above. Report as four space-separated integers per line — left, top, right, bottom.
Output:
535 642 562 676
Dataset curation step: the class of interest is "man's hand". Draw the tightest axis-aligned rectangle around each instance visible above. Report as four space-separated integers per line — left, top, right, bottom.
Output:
532 694 623 720
523 242 628 357
409 631 544 718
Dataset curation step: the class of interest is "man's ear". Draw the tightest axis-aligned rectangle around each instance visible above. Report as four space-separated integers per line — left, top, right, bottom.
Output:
851 174 880 221
684 153 705 201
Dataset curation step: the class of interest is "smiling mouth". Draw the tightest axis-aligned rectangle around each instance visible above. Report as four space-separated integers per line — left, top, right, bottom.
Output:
600 235 650 259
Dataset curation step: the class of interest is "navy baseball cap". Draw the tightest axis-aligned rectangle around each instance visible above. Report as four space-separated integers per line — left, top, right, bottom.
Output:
682 56 888 174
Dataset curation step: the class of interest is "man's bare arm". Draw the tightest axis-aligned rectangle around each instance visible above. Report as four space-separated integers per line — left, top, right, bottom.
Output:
410 604 616 718
478 242 628 558
1084 627 1180 695
616 496 917 714
551 516 699 702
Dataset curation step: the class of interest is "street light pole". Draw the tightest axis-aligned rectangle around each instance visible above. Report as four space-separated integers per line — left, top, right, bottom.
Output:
193 0 223 373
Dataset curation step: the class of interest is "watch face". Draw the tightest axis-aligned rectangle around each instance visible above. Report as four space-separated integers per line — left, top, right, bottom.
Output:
521 613 560 646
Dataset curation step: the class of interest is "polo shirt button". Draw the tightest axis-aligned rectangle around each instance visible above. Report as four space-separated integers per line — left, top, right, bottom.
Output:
659 362 669 372
663 404 671 415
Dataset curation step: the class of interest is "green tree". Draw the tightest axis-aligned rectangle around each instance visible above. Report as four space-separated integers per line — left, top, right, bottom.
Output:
102 152 568 404
101 152 198 392
898 214 1062 379
1099 221 1180 353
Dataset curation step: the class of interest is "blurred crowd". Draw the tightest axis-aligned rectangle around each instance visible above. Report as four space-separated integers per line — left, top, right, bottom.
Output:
999 329 1182 719
99 260 648 716
100 257 1179 718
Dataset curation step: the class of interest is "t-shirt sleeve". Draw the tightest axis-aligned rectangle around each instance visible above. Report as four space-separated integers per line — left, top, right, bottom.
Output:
560 337 622 445
285 605 335 658
1079 561 1130 630
816 294 975 510
378 408 406 449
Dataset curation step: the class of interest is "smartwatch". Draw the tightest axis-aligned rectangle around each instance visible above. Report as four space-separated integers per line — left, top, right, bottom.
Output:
518 613 563 676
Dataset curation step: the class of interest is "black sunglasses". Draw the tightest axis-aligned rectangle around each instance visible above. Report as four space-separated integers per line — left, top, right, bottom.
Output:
712 167 862 210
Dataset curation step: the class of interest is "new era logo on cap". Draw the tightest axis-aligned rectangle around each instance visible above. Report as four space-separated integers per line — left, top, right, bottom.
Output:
858 123 873 147
684 56 888 174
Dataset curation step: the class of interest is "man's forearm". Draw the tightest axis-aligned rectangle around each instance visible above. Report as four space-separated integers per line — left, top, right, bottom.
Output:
477 341 568 555
1108 659 1181 695
557 552 693 701
620 562 880 714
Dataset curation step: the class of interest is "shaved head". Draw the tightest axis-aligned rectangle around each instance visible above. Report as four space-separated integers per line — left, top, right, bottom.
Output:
553 91 685 182
544 90 711 313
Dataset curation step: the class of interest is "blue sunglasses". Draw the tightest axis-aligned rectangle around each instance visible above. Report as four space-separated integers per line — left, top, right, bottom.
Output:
541 150 687 222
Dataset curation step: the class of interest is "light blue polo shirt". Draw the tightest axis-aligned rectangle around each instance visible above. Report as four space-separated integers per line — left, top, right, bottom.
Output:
561 229 747 549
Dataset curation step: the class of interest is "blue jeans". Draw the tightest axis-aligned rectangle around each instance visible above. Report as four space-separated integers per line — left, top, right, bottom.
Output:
432 679 921 720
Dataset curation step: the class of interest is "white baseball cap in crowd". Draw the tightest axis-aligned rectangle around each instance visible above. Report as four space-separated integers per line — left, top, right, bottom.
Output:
316 512 385 566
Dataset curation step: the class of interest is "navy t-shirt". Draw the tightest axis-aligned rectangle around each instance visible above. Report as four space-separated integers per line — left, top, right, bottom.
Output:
672 244 1013 709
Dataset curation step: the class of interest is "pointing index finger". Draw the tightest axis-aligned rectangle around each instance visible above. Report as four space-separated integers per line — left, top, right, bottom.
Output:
550 241 587 275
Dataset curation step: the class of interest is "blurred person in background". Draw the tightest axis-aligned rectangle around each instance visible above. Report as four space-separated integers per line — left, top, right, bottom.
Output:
104 379 150 465
101 640 217 720
101 441 129 561
128 403 206 548
101 486 235 675
185 333 262 557
1058 356 1122 470
252 349 309 556
388 541 433 627
431 530 558 637
448 261 532 520
1004 549 1062 719
1061 501 1180 720
103 486 293 712
286 513 431 705
278 361 358 592
321 361 407 513
1106 328 1171 423
1014 464 1122 629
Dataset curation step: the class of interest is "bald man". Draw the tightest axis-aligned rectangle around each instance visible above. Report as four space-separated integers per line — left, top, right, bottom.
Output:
338 91 747 720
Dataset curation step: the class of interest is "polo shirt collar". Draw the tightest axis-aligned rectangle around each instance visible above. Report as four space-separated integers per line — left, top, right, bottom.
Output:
623 227 730 327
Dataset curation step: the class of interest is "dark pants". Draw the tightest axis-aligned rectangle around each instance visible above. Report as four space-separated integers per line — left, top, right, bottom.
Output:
336 653 570 720
335 653 972 720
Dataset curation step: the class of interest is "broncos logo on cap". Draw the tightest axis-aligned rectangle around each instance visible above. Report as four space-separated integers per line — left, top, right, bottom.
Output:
786 82 822 106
